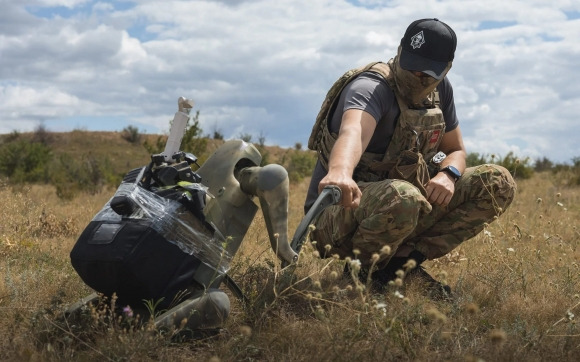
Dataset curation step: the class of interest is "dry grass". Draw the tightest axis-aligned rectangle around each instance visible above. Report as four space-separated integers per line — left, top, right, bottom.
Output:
1 170 579 361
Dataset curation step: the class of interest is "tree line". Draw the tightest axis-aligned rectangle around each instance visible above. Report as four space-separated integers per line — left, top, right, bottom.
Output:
1 119 579 200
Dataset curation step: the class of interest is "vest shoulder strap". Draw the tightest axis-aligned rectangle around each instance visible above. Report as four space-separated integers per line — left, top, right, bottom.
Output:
308 61 388 150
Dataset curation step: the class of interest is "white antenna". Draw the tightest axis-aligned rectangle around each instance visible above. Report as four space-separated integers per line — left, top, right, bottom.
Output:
161 97 194 163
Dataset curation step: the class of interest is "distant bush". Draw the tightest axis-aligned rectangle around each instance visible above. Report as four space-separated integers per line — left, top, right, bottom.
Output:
0 140 52 183
549 163 580 186
213 130 224 140
466 152 534 179
0 135 123 198
286 150 317 183
143 135 166 155
49 153 116 200
4 130 21 142
32 123 53 145
239 133 253 143
466 152 487 167
257 132 267 148
565 157 580 185
534 156 553 172
121 125 142 144
493 152 534 179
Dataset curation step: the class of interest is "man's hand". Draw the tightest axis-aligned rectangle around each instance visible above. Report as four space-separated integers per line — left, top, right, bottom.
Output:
319 173 362 209
425 172 455 206
426 127 467 207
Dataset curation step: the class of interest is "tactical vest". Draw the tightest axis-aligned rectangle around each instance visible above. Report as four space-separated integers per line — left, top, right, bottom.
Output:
308 60 446 193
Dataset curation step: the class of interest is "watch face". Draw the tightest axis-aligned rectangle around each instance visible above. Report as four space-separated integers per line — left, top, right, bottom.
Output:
448 166 460 176
442 166 461 179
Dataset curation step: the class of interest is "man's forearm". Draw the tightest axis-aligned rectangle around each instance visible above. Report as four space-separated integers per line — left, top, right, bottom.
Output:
441 150 467 174
326 109 377 177
327 128 363 176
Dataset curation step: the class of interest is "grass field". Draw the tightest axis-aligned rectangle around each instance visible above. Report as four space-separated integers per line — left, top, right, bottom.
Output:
1 161 579 361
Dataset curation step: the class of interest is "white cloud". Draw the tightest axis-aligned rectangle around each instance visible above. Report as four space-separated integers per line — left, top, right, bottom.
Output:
1 0 579 162
114 31 147 67
0 84 100 132
92 2 113 12
34 0 91 8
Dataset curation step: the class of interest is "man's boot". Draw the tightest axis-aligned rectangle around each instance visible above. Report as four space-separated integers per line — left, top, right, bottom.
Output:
372 250 452 300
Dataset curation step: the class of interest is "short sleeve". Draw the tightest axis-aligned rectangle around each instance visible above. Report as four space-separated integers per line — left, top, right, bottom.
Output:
437 77 459 132
341 72 393 123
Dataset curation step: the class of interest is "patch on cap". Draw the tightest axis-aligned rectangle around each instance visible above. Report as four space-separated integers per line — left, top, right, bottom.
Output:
410 31 425 49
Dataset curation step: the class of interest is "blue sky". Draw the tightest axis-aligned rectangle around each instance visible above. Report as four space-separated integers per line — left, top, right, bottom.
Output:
2 0 580 163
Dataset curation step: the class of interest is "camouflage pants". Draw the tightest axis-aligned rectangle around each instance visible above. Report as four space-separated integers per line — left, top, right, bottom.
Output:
311 164 516 268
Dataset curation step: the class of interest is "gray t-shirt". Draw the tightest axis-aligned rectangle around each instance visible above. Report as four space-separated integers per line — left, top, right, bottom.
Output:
304 71 459 213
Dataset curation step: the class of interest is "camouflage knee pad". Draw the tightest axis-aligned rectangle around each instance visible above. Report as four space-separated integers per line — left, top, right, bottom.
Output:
311 179 431 267
407 163 516 259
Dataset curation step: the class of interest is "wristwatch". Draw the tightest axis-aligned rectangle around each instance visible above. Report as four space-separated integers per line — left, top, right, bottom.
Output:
440 165 461 182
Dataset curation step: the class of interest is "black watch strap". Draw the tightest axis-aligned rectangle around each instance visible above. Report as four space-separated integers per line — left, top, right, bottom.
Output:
440 165 461 181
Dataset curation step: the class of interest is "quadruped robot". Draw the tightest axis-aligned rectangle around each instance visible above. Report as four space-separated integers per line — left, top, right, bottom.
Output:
67 97 341 334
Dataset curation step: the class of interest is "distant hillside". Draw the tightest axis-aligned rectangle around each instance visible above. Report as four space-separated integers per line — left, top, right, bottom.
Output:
0 130 317 198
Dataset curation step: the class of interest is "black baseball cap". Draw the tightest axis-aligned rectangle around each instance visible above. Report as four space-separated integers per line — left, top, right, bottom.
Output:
399 18 457 80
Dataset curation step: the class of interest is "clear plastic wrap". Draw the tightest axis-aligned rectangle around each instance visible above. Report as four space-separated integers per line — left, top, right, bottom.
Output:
92 182 230 274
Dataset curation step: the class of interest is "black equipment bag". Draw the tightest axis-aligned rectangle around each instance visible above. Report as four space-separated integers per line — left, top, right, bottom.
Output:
70 164 220 310
70 218 203 309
